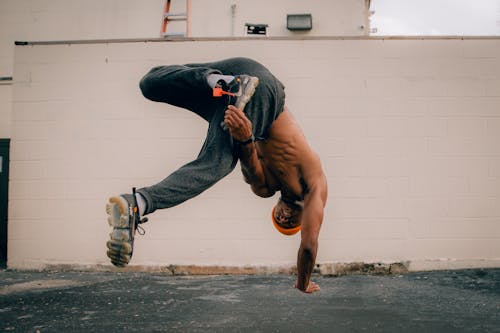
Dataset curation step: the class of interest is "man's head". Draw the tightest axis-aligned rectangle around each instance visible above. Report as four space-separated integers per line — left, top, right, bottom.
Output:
272 197 303 236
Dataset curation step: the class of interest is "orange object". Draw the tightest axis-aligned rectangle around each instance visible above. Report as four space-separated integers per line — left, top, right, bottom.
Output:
213 87 236 97
271 206 301 236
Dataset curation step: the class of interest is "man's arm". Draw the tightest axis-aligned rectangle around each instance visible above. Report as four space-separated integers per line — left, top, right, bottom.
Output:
295 175 327 293
224 105 275 197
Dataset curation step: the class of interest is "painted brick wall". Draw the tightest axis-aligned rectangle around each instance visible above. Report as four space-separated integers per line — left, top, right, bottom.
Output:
8 38 500 270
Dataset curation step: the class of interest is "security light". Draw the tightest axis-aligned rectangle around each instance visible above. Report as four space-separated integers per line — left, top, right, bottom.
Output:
287 14 312 31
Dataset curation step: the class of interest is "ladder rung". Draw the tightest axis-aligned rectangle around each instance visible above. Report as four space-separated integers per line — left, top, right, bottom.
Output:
163 32 186 37
165 12 187 17
164 17 187 22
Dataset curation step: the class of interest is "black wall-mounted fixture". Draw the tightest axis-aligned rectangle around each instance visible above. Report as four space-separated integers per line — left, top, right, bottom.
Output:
245 23 269 36
286 14 312 31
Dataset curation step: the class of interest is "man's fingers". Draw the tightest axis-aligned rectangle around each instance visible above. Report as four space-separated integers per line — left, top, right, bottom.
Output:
224 115 240 130
226 105 246 119
228 105 241 113
225 109 249 128
224 110 240 123
224 107 253 142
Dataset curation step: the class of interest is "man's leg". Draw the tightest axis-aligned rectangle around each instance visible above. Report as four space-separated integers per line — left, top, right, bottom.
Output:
139 64 222 121
106 109 236 266
106 124 236 266
136 107 237 214
106 62 260 266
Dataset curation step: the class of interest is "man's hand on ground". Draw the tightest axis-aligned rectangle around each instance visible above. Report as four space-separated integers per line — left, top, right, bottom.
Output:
224 105 253 142
294 280 321 294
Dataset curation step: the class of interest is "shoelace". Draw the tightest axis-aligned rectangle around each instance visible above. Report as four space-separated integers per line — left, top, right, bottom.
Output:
136 216 148 236
137 224 146 236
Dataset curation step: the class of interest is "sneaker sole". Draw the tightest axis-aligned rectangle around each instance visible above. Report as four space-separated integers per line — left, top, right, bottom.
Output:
105 196 133 267
235 76 259 110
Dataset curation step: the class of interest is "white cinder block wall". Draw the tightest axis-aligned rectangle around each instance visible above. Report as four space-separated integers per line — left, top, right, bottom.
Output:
8 38 500 270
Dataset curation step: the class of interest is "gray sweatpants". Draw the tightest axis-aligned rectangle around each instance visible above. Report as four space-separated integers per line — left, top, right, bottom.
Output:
136 57 286 215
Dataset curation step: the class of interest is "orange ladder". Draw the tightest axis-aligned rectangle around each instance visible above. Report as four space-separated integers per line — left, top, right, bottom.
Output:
161 0 191 37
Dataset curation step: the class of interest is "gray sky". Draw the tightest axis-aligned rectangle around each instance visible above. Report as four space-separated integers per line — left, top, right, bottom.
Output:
370 0 500 35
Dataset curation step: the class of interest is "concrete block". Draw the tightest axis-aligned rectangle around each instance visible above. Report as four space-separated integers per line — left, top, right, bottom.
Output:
487 198 500 217
406 156 490 178
365 78 410 97
458 59 500 79
485 118 500 138
330 156 412 177
330 197 409 219
346 137 427 157
9 160 43 180
486 79 500 96
445 79 486 97
12 101 51 121
462 40 500 58
446 118 486 137
409 176 468 197
417 40 464 59
329 177 392 198
428 97 500 117
310 138 347 157
302 117 366 139
428 137 500 156
320 239 409 263
0 86 12 137
377 40 427 59
447 197 492 218
489 158 500 177
10 140 67 161
366 117 446 138
10 179 66 200
407 79 448 97
332 219 408 240
416 58 500 79
12 121 49 140
407 239 499 259
408 198 450 219
378 98 429 117
421 218 500 239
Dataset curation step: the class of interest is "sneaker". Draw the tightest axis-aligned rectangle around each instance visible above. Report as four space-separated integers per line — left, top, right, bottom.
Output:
105 188 147 267
216 74 259 130
231 75 260 110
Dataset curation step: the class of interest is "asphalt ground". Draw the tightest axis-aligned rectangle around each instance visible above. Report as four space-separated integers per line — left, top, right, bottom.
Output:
0 269 499 332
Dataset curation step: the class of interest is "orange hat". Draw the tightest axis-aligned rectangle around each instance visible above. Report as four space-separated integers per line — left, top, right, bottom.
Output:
272 206 301 236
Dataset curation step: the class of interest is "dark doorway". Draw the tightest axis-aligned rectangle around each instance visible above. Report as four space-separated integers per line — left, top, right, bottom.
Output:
0 139 10 268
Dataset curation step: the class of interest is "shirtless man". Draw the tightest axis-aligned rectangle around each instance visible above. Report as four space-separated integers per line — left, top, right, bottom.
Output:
105 58 327 293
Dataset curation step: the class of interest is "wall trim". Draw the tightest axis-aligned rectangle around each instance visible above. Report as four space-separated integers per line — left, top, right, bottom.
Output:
14 35 500 46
